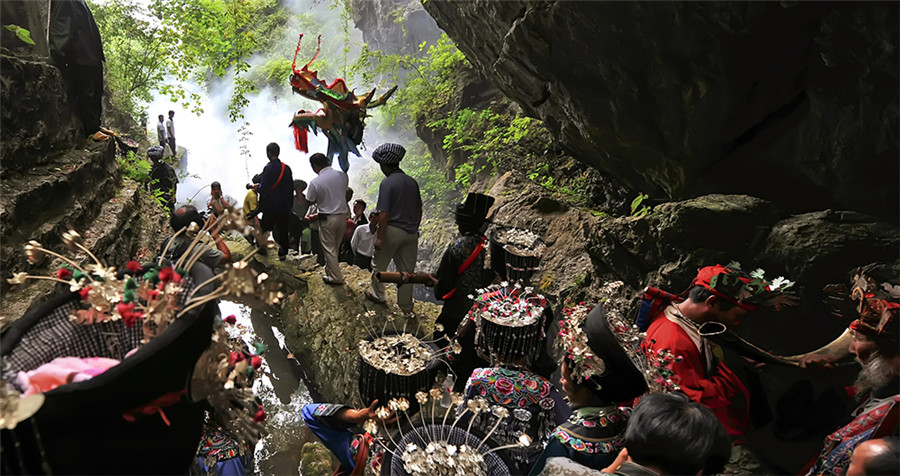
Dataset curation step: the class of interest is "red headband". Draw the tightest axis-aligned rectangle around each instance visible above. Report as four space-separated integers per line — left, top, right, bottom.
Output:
691 265 758 311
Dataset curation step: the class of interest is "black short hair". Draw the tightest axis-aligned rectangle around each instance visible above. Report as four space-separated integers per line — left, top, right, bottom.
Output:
866 437 900 475
168 110 174 115
688 285 736 311
354 199 367 209
266 142 280 158
170 205 204 231
293 179 307 192
624 392 731 475
309 152 329 168
210 181 221 190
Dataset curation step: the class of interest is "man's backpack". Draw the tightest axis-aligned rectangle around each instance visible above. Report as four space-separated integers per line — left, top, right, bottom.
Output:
633 286 683 331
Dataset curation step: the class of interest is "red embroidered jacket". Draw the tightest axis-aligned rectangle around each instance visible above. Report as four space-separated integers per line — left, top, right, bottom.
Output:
643 309 751 436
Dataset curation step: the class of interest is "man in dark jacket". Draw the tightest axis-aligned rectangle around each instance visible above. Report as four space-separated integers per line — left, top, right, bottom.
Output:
148 146 177 211
258 142 294 260
49 0 104 136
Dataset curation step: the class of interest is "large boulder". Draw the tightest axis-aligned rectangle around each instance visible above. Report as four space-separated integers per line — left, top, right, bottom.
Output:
422 1 899 222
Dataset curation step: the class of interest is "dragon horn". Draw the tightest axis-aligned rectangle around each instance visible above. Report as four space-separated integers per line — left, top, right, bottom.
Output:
292 33 304 72
304 34 322 70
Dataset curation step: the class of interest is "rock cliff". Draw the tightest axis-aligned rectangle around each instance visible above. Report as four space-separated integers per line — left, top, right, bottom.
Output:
0 47 166 322
422 1 899 222
481 169 898 353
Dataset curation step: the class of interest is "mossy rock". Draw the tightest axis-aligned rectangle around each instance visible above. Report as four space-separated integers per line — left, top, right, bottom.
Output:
300 441 334 476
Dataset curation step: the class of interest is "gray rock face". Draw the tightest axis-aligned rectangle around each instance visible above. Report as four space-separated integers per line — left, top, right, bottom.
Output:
350 0 441 55
1 50 80 173
422 1 899 222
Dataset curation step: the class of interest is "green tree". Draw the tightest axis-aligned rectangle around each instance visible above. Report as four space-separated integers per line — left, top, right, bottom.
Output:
91 0 287 122
149 0 286 121
90 0 173 120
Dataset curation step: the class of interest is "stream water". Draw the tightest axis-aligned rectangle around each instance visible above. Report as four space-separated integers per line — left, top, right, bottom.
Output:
217 300 314 475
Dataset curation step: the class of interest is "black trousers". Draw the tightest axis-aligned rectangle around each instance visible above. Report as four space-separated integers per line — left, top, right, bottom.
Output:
261 211 290 257
310 228 325 266
354 251 372 270
60 63 102 133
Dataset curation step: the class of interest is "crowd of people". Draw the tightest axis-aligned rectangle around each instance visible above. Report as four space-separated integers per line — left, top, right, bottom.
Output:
297 188 898 476
168 142 417 292
145 141 897 476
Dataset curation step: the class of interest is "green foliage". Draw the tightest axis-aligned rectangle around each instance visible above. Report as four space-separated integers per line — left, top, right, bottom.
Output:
90 0 172 119
248 58 293 89
630 193 652 217
3 24 35 45
149 0 288 121
454 163 474 189
431 108 537 183
116 151 151 182
350 34 468 127
92 0 287 122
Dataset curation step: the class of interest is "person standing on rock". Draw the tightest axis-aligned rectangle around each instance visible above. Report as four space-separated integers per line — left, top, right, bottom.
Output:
432 193 496 385
289 179 309 254
258 142 294 261
242 174 262 246
156 114 168 151
147 145 177 211
306 152 350 283
166 110 176 156
49 0 105 138
365 144 422 314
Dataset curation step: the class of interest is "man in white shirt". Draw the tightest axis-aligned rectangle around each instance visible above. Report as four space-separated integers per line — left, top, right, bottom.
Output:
305 152 350 284
156 114 167 151
350 211 378 270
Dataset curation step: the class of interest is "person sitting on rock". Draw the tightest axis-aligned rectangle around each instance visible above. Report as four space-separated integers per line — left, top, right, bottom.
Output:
349 211 378 271
454 283 570 474
433 193 497 390
207 181 237 218
159 204 231 294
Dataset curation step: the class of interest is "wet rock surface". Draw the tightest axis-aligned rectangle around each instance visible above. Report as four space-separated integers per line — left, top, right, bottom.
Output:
226 239 442 405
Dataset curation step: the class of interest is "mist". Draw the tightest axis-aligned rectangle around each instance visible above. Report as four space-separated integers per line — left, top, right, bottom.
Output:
143 0 411 214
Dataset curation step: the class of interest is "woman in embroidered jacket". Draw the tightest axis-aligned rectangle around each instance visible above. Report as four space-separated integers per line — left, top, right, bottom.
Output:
454 284 570 474
529 303 650 475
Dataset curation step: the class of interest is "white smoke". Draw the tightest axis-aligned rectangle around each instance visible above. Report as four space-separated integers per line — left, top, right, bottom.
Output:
143 0 412 213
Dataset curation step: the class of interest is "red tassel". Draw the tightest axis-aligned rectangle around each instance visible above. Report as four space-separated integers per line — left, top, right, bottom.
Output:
293 124 308 152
